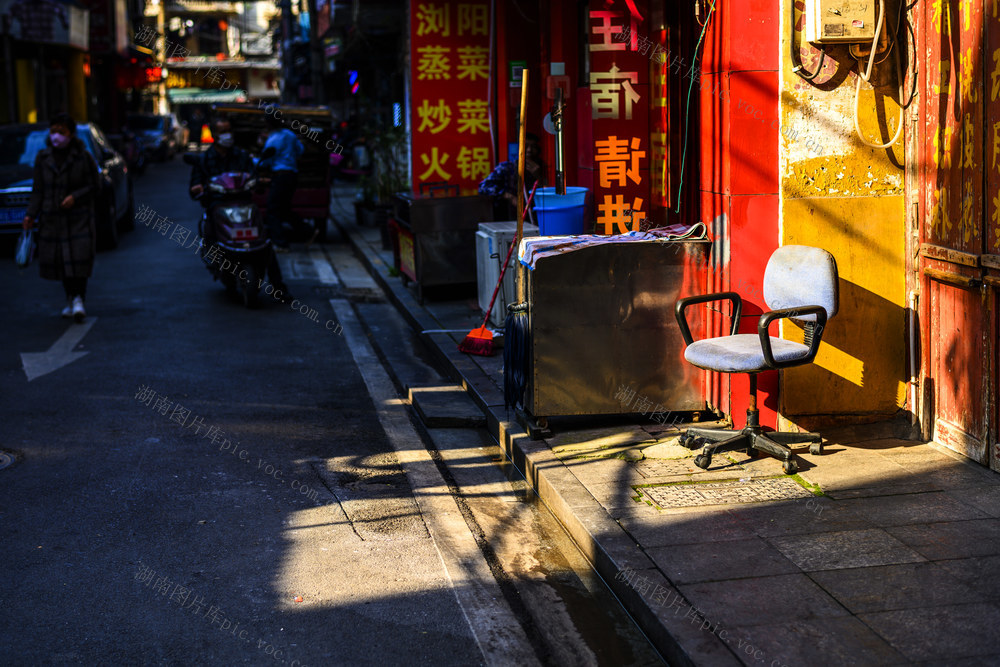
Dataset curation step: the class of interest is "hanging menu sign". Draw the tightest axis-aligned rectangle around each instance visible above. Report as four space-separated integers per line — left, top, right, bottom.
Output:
410 0 493 195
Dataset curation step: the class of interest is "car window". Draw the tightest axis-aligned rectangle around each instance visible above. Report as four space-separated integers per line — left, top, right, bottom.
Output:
76 130 97 160
0 130 49 167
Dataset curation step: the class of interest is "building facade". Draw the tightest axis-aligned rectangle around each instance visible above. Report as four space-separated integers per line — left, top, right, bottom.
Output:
405 0 998 471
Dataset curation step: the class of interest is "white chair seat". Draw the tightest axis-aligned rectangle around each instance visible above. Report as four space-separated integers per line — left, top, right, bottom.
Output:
684 334 810 373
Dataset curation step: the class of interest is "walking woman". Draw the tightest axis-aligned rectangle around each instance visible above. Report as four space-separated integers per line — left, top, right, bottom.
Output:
22 112 100 323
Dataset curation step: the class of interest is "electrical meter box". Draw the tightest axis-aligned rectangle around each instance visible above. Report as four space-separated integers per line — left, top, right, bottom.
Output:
803 0 878 43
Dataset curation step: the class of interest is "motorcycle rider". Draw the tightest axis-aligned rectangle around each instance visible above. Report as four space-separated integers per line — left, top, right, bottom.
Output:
189 118 254 211
188 117 291 301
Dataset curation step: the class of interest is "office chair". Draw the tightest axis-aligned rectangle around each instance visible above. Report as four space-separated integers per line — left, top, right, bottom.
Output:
674 245 838 474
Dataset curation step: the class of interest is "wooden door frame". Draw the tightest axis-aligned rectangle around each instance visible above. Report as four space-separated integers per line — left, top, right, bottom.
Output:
908 0 996 469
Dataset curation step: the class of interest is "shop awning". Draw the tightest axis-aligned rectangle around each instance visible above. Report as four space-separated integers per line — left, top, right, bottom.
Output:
166 88 250 104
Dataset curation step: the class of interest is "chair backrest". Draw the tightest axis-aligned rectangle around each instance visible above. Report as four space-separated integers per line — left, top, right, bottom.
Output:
763 246 838 322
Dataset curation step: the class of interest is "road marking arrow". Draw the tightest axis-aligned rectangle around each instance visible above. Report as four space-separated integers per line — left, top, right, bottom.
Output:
21 318 97 382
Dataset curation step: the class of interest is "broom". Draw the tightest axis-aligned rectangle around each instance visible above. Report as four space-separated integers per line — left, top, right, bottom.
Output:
458 182 537 356
504 69 532 409
461 70 530 357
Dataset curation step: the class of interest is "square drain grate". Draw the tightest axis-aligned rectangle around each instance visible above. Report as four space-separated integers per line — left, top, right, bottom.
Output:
638 477 813 509
634 458 702 479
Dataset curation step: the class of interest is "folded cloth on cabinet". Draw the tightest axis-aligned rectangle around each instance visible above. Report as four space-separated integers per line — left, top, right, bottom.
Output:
518 221 707 269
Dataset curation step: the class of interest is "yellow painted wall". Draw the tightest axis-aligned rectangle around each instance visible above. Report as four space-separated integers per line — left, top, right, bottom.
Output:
778 0 907 426
15 60 37 123
66 52 87 123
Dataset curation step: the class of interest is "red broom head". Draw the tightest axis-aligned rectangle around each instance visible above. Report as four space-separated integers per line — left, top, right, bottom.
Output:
458 326 495 356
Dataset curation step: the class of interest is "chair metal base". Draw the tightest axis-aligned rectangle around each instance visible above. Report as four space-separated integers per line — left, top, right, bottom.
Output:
680 421 823 475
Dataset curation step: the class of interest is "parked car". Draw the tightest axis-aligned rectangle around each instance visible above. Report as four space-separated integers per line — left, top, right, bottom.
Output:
0 122 135 249
126 113 181 161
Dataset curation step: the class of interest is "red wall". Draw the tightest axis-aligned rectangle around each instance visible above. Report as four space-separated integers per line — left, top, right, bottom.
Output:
491 0 783 426
698 0 781 425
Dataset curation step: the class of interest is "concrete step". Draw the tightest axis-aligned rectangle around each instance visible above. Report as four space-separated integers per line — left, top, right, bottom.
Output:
409 385 488 428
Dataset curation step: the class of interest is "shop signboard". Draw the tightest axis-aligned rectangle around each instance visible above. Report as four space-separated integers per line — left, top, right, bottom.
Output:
587 0 652 234
409 0 493 195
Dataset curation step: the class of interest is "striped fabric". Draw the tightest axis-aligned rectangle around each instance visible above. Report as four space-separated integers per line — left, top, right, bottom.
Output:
518 222 707 270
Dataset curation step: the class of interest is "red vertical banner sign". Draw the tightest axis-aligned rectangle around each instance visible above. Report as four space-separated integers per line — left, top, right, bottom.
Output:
410 0 493 195
587 0 651 235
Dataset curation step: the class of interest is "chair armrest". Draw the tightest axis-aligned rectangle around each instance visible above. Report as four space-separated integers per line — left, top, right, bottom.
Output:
674 292 742 346
757 306 828 369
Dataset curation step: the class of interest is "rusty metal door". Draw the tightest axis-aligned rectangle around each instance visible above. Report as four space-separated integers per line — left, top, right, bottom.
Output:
915 0 997 469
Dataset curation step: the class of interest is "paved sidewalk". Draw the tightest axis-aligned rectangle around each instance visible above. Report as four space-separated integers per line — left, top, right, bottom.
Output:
335 211 1000 666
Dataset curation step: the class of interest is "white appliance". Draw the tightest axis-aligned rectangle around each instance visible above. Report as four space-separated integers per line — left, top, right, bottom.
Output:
476 221 540 328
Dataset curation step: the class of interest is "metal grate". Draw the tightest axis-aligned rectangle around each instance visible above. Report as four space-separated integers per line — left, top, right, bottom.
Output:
638 478 813 509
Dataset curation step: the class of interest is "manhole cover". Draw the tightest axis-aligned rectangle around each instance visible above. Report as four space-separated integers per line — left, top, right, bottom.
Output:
634 458 700 479
0 451 15 471
638 478 812 509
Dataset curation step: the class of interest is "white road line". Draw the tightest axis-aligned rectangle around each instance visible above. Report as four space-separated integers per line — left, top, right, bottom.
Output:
309 249 340 285
330 298 539 667
327 245 379 291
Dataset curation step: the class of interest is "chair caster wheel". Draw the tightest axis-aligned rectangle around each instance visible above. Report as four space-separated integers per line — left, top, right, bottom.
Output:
809 442 823 456
782 459 798 475
681 434 703 449
746 446 759 459
694 454 711 470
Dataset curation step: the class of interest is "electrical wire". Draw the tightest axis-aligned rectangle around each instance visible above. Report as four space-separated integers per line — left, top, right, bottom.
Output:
792 48 827 81
857 0 886 83
852 0 904 149
695 0 708 27
674 0 716 214
790 6 827 81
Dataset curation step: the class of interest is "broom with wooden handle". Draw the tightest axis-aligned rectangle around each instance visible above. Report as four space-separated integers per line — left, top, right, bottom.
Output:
458 182 537 356
503 69 532 409
460 69 531 357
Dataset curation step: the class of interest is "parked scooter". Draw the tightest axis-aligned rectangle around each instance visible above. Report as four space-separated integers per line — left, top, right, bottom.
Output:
183 152 272 307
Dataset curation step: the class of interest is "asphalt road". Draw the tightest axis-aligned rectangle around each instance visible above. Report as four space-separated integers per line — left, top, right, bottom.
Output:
0 159 663 667
0 159 490 665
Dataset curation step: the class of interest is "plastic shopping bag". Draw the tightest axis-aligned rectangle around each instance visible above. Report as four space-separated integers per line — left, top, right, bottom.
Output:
15 229 34 267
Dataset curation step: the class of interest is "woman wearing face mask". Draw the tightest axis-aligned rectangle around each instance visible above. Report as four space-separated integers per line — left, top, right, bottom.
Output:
22 112 100 323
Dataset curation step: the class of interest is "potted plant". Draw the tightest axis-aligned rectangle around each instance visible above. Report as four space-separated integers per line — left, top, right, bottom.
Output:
358 124 408 248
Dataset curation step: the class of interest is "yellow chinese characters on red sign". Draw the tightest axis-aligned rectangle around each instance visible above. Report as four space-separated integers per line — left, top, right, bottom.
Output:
589 0 650 235
411 1 492 195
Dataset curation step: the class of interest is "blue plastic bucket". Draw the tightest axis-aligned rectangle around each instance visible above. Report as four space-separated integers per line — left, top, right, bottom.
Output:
534 186 588 208
534 203 586 236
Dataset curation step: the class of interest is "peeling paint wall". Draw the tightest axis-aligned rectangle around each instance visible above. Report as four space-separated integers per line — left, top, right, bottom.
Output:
779 0 907 426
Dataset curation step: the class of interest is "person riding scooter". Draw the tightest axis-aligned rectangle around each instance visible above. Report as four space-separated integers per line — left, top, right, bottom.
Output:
189 118 254 207
188 118 291 301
